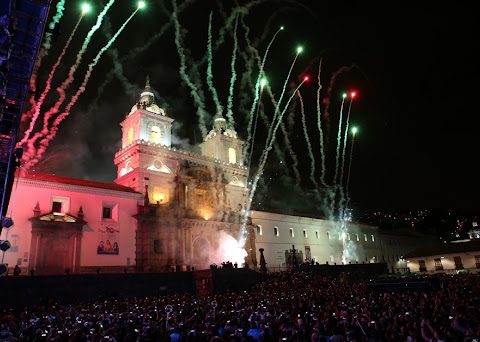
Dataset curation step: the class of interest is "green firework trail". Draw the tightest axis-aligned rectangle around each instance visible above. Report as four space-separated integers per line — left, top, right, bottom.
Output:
263 51 300 164
345 131 356 210
42 0 66 51
236 22 288 176
206 12 223 115
27 0 116 151
245 26 283 156
28 8 140 168
25 0 66 124
247 87 262 173
237 21 292 177
340 99 354 187
266 86 300 186
21 15 83 150
333 96 346 187
316 58 327 186
298 90 319 189
84 0 196 120
191 0 268 74
257 106 290 178
239 80 306 246
287 90 297 130
103 17 137 97
338 99 354 221
65 0 116 91
226 14 239 128
256 80 307 189
171 0 208 138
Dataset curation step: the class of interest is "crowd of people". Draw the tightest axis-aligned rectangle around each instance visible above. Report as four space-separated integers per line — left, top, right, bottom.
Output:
0 270 479 341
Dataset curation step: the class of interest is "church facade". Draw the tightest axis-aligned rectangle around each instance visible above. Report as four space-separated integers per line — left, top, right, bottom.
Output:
1 79 429 275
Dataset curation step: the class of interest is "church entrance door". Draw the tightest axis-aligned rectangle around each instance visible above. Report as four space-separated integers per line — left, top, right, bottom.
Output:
29 213 84 275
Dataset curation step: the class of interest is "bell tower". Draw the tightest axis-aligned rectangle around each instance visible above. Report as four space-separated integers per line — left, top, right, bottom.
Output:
114 77 176 204
200 111 245 166
120 76 173 149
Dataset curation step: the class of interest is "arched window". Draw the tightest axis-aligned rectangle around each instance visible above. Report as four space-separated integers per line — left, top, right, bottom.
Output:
151 126 161 144
228 147 236 164
127 128 134 145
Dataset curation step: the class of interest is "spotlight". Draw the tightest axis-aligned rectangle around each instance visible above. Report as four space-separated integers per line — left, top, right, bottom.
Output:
137 1 146 9
2 217 13 228
0 264 7 276
0 240 10 252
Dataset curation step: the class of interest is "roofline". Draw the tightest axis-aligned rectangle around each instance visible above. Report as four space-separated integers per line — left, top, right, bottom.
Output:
18 172 142 198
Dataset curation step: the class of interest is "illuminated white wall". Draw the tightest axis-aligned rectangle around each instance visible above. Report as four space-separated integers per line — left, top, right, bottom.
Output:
1 174 142 272
121 109 173 149
407 253 480 273
251 211 426 272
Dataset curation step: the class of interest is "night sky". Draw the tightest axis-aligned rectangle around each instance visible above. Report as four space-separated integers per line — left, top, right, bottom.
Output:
25 0 480 214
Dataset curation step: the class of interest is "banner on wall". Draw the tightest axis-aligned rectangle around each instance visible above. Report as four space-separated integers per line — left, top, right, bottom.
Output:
97 225 120 255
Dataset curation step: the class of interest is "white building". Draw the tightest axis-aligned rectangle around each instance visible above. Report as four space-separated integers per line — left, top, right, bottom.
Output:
405 240 480 273
252 211 429 272
0 78 436 275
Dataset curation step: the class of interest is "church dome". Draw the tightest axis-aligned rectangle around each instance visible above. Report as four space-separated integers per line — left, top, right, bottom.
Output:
128 76 166 116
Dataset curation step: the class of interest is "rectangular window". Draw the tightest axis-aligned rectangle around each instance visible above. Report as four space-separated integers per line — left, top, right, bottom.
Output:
434 258 443 271
102 207 112 219
327 231 330 240
454 256 463 270
51 196 70 214
419 260 427 272
289 228 294 238
102 202 118 221
356 234 360 241
274 227 279 237
52 201 62 213
315 231 319 239
364 234 368 242
303 229 307 238
371 234 375 242
256 225 263 236
153 240 163 254
347 233 351 241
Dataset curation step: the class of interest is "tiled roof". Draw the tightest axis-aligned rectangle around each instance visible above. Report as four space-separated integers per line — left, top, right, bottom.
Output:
21 172 139 194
